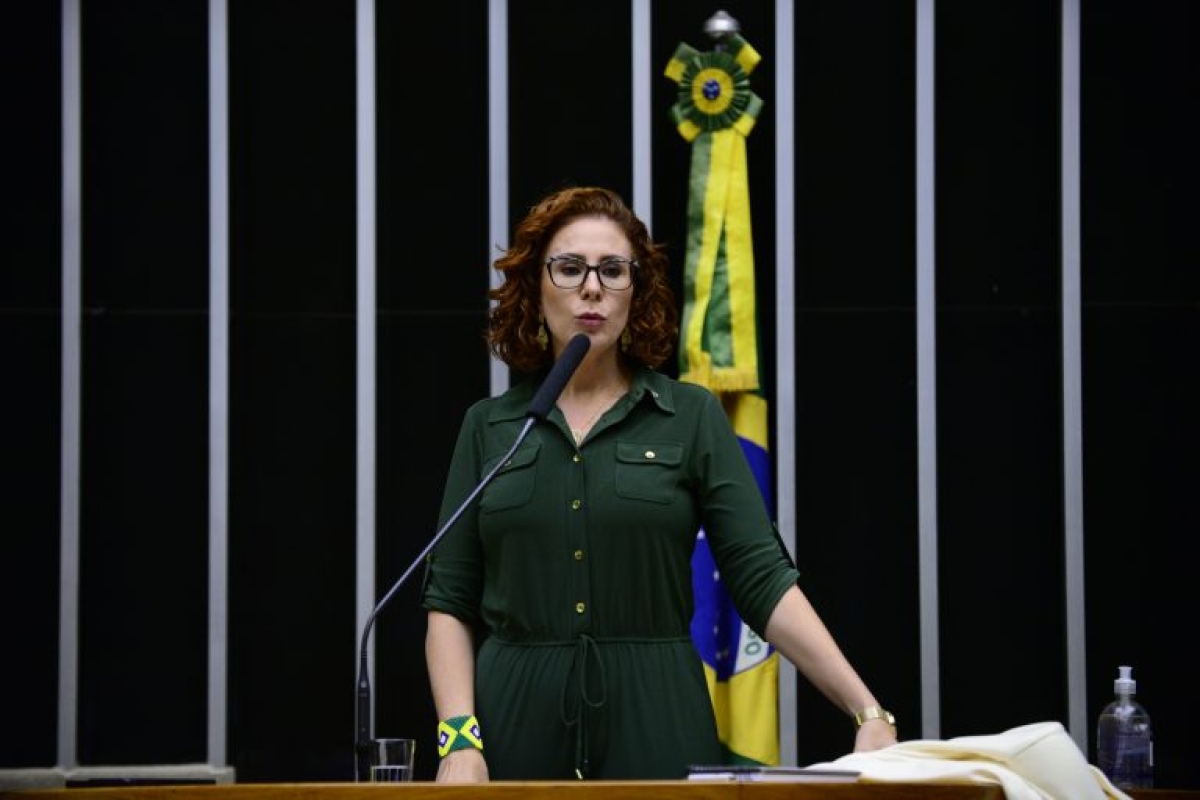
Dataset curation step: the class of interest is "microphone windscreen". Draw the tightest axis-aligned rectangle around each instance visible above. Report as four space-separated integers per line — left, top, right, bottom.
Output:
527 333 591 419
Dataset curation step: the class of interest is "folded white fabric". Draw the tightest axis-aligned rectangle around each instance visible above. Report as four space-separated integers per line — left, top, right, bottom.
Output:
805 721 1131 800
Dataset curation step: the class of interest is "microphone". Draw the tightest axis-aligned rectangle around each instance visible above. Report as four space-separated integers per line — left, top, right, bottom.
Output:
354 332 590 779
527 333 591 419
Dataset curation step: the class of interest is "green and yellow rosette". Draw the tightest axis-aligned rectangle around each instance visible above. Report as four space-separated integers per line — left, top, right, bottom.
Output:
665 34 763 393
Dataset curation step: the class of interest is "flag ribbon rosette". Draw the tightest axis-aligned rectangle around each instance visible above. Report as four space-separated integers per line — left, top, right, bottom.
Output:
666 32 779 766
666 33 763 392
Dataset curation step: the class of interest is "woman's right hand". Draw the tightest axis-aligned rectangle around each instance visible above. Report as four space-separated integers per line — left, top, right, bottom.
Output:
435 747 489 783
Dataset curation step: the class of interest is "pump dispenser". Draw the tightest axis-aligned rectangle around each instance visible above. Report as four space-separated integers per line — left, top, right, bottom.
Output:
1096 665 1153 789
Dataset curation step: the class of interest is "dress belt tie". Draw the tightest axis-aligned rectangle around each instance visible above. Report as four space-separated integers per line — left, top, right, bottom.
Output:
559 633 607 779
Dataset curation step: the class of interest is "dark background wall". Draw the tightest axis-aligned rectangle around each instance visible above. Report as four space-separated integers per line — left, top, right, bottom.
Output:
3 0 1196 789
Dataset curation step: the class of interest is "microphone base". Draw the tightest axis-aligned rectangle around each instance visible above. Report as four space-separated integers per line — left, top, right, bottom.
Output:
354 740 372 782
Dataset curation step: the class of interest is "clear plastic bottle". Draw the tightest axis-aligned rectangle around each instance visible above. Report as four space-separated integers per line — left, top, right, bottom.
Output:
1096 665 1153 790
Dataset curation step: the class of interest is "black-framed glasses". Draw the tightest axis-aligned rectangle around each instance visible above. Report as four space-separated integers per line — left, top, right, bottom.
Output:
545 255 638 290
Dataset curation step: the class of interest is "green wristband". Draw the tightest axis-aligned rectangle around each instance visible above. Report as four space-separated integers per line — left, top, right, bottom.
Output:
437 714 483 758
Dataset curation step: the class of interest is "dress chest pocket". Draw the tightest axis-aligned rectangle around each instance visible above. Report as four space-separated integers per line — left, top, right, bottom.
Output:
614 441 684 504
479 442 540 512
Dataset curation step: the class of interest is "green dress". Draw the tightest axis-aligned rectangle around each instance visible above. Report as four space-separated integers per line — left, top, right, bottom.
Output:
422 367 799 779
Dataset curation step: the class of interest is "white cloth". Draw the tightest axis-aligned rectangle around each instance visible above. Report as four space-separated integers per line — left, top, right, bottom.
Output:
805 721 1131 800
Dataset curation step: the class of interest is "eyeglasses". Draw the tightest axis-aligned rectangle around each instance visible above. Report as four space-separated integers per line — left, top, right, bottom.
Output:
545 255 638 291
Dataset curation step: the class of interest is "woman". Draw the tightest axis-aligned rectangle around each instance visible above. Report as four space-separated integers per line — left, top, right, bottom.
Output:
423 186 896 782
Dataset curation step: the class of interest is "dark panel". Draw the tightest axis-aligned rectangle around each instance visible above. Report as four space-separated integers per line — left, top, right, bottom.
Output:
78 314 209 764
80 0 208 312
1083 0 1200 306
375 2 492 781
228 317 357 781
375 314 491 782
783 0 919 759
228 0 357 782
0 313 61 768
508 0 634 213
1083 2 1199 788
376 1 489 316
937 1 1060 308
792 309 921 763
935 1 1065 738
794 0 916 308
76 0 210 766
935 308 1065 732
229 0 356 316
0 1 62 770
2 3 61 308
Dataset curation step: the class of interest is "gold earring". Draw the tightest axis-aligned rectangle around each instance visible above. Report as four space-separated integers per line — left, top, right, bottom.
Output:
620 328 631 352
537 319 549 350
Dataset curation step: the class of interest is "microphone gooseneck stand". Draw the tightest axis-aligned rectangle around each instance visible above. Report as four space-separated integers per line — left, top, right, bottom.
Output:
354 415 538 780
354 334 591 780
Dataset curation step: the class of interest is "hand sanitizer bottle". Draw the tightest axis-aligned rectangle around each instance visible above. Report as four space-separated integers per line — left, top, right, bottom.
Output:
1096 665 1153 789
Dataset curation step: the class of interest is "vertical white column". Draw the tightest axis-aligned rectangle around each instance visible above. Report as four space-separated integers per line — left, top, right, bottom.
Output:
484 0 508 398
208 0 231 769
488 0 509 396
915 0 941 740
774 0 798 767
1060 0 1088 757
59 0 82 771
631 0 652 229
355 0 378 734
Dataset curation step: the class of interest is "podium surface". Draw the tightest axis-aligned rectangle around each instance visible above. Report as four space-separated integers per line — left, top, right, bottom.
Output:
1 782 1195 800
0 781 1007 799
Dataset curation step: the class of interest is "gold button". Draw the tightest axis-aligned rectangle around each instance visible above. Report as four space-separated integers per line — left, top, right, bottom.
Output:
574 550 584 561
571 499 581 510
645 450 656 459
575 602 585 614
573 453 582 463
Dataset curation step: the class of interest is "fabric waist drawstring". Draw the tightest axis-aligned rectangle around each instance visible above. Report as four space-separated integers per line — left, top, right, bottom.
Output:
490 633 694 780
560 633 607 779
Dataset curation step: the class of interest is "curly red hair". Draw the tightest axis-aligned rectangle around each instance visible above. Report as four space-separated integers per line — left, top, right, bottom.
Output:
487 186 678 373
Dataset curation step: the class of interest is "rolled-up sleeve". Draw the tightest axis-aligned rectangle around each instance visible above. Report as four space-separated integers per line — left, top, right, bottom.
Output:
688 388 799 637
421 402 487 627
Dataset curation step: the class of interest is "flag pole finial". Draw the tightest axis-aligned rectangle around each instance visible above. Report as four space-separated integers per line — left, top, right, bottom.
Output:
704 10 740 43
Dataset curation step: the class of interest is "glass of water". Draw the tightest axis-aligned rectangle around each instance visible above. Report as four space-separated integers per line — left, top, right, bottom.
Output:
369 737 415 782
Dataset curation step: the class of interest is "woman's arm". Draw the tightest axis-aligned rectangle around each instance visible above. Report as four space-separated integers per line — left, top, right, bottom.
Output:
425 610 489 782
763 585 898 751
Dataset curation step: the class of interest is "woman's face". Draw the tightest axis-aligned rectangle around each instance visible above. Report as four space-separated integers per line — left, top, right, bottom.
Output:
539 215 634 361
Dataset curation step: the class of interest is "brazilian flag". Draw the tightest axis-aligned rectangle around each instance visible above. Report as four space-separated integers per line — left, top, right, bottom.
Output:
666 34 779 765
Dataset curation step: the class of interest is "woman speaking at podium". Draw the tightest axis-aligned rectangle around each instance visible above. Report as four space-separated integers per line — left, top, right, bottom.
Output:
422 186 896 782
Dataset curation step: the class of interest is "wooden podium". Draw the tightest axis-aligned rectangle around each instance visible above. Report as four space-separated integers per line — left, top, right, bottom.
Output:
0 780 1008 800
1 782 1194 799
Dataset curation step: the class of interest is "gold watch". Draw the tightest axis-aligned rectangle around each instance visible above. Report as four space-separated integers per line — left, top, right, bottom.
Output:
854 705 896 731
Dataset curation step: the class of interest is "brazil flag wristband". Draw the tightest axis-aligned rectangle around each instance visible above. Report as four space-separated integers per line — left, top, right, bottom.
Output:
437 714 483 758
